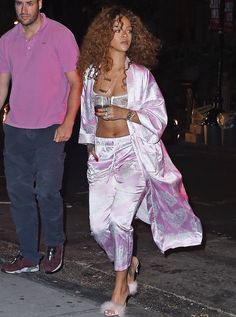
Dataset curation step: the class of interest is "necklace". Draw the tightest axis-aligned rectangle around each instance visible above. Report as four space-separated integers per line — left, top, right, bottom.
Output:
104 76 111 82
98 69 124 95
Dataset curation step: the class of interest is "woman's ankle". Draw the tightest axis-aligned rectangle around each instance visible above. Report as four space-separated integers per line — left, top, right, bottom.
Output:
111 284 129 303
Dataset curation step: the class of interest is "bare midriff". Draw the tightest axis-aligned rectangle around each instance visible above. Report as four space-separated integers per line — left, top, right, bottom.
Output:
96 119 129 138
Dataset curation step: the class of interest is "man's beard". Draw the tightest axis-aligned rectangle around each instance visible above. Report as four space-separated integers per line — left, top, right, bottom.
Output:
18 12 39 26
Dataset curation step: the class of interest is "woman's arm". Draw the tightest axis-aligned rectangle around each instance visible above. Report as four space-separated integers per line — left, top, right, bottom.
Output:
78 74 97 145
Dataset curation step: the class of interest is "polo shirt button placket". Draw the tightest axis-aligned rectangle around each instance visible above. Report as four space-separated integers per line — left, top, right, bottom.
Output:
26 38 33 51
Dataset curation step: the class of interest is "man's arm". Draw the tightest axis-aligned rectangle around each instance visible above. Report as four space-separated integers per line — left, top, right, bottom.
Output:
0 73 11 110
54 70 82 143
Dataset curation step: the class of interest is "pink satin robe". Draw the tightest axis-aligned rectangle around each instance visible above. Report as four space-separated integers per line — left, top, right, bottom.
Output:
79 62 203 253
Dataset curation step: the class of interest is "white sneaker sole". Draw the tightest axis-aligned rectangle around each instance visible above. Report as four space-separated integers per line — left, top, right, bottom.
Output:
3 265 39 274
45 258 63 274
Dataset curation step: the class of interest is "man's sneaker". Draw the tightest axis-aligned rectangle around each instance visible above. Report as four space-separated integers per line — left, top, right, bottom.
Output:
1 254 39 274
42 245 64 274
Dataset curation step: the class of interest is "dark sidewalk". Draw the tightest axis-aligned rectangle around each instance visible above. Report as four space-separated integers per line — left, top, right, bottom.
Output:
0 142 236 317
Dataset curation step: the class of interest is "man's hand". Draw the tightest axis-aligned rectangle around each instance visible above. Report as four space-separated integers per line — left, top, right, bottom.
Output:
53 122 73 142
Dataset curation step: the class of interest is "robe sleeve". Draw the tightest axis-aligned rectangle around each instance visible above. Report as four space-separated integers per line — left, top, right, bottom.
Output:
129 67 167 144
78 71 97 145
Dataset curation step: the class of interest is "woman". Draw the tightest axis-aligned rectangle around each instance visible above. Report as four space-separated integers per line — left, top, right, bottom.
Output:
78 6 202 317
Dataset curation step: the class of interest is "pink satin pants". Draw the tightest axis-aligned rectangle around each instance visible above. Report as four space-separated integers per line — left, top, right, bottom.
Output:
87 135 146 271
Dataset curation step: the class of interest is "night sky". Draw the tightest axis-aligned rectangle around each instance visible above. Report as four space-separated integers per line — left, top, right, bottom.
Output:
0 0 236 115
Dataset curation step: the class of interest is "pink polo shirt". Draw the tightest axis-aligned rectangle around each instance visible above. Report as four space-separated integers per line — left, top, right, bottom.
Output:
0 14 79 128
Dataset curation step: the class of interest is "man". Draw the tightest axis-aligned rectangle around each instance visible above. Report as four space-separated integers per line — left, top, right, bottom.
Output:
0 0 81 274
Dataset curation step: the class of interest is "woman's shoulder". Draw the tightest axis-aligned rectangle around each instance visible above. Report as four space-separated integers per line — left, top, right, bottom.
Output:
129 63 150 73
129 63 154 78
84 65 96 78
82 66 95 85
129 63 154 81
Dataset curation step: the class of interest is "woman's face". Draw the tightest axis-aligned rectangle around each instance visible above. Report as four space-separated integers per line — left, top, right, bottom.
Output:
110 16 132 53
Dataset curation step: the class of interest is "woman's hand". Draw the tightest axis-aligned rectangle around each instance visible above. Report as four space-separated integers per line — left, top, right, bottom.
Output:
87 144 99 161
95 105 128 121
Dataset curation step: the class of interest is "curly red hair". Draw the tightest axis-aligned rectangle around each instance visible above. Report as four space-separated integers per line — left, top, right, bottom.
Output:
77 6 160 79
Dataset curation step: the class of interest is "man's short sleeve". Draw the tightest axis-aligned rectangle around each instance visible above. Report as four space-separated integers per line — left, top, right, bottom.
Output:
55 28 79 73
0 36 10 73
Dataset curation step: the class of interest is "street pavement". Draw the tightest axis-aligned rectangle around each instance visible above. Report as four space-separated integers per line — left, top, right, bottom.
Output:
0 269 163 317
0 142 236 317
0 271 100 317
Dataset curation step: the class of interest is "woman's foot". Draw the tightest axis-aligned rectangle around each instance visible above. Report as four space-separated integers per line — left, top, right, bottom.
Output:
101 284 129 316
101 301 126 317
127 256 140 295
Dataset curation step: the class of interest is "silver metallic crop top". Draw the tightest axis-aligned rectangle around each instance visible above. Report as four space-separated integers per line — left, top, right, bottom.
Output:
110 94 128 107
93 91 128 108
